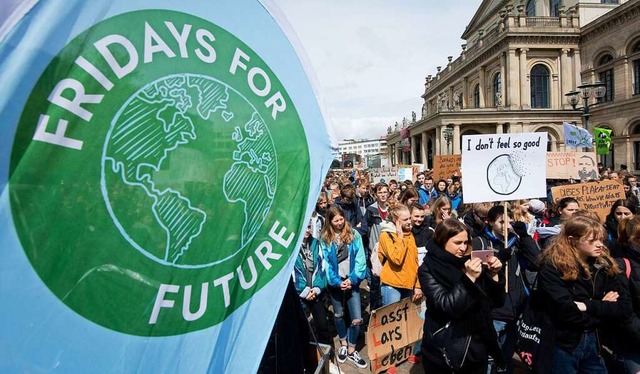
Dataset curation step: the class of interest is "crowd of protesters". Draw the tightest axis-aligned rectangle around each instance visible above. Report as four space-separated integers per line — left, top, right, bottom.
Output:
293 165 640 373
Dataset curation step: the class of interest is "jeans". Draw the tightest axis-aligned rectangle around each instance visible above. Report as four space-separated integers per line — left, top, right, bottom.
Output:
487 320 517 373
551 332 606 374
329 286 362 348
381 284 414 306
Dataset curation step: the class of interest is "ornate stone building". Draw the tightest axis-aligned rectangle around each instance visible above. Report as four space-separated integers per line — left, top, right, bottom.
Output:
386 0 636 170
579 0 640 170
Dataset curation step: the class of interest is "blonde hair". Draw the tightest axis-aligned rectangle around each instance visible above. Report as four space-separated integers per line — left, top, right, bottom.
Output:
320 206 354 246
512 199 533 224
540 216 620 281
389 204 410 223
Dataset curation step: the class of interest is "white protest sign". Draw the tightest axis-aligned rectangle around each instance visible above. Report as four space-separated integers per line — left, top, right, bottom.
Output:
461 133 547 203
397 168 413 182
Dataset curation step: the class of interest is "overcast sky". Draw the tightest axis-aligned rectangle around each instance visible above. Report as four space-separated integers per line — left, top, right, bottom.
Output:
271 0 483 141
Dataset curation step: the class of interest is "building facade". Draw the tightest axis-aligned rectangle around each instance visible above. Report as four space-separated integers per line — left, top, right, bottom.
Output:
579 0 640 170
386 0 636 171
336 138 388 168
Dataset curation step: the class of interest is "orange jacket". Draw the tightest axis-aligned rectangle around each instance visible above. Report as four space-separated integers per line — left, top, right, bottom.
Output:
378 230 420 290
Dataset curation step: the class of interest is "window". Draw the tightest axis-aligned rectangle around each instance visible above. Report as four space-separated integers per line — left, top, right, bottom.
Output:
473 84 480 108
598 54 615 102
550 0 562 17
526 0 536 16
493 73 501 107
530 64 550 108
601 0 618 4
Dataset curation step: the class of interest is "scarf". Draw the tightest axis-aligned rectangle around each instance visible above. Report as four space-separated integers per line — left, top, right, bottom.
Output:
424 238 470 289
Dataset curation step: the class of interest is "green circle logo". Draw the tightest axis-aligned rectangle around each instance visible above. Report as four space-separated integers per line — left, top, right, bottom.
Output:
9 10 310 336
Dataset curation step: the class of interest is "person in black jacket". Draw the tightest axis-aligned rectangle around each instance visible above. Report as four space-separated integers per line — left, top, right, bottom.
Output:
418 218 505 373
604 215 640 373
472 205 540 373
538 215 632 374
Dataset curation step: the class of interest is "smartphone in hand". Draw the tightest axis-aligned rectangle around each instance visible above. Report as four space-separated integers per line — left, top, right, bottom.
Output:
471 249 493 263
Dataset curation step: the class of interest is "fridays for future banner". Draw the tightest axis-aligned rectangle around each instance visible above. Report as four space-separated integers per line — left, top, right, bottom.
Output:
0 1 332 372
461 133 547 203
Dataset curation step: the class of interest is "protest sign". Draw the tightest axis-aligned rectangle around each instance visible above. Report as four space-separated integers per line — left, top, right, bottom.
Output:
462 133 547 203
551 179 625 221
546 151 578 179
433 155 462 180
0 2 332 372
547 151 599 180
575 152 599 180
367 298 424 373
397 168 413 182
370 167 398 184
594 127 612 155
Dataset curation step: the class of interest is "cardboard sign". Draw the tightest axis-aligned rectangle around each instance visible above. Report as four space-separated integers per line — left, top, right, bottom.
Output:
433 155 461 180
369 167 398 184
461 133 548 203
546 151 598 180
367 298 424 373
546 151 578 179
551 179 625 221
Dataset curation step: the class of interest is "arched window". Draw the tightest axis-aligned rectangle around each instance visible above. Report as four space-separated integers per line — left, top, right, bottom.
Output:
526 0 536 16
493 73 502 107
632 41 640 95
550 0 562 17
598 54 615 102
473 84 480 108
530 64 550 108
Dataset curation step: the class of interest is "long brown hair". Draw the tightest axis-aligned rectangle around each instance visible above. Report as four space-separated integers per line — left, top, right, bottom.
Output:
433 218 470 249
540 215 620 281
320 206 354 246
511 199 533 224
430 196 451 224
621 215 640 248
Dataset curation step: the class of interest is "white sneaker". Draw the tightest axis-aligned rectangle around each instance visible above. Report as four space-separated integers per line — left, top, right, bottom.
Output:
347 350 367 369
337 345 348 363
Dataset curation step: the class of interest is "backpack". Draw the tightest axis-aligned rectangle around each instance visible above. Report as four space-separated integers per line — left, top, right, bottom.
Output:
371 232 394 277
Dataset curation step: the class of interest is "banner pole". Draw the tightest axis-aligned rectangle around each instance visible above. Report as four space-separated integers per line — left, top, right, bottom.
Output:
503 202 508 293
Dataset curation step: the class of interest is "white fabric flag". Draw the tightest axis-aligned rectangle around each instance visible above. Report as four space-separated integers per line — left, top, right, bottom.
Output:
563 122 593 149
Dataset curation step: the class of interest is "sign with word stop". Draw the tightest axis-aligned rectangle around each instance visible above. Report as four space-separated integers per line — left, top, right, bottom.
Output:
367 298 425 373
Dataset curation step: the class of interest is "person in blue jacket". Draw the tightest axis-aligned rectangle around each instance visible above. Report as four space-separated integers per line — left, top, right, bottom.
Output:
293 221 330 345
320 206 368 369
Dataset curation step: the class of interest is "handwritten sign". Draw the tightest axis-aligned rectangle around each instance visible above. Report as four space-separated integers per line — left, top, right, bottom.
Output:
433 155 461 180
461 133 547 203
369 167 398 184
546 151 599 180
550 179 625 221
367 298 424 373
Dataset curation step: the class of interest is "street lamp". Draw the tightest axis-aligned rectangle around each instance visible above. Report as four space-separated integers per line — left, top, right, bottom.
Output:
442 125 453 154
564 81 607 133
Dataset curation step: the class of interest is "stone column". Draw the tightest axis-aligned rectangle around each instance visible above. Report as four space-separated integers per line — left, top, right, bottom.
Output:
421 132 427 166
500 52 507 107
395 143 401 165
435 127 441 155
574 49 582 89
462 76 469 108
508 48 520 110
561 49 572 109
495 123 504 134
479 66 486 108
453 124 461 154
519 48 529 109
410 135 417 164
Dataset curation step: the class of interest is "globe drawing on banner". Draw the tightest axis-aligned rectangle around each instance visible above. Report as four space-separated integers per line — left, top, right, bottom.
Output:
8 10 311 336
486 154 522 195
103 74 277 267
